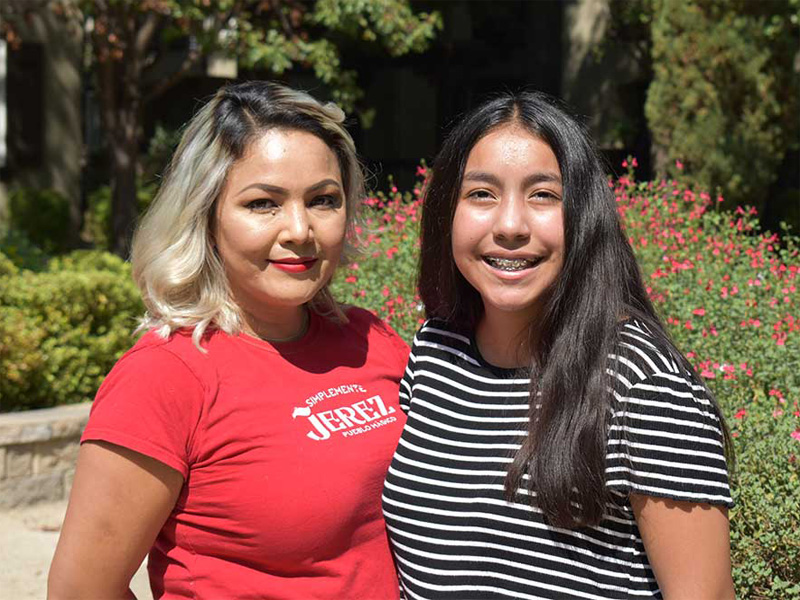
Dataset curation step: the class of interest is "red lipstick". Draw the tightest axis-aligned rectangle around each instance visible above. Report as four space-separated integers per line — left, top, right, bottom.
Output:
270 257 318 273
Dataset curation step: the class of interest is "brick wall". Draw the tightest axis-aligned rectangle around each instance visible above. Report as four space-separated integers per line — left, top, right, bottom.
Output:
0 403 89 509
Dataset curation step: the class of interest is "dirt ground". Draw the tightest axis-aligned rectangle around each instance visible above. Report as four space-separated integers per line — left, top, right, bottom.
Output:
0 499 150 599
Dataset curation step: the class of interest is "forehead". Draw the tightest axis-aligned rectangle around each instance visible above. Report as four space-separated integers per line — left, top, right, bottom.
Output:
465 125 559 173
243 128 337 163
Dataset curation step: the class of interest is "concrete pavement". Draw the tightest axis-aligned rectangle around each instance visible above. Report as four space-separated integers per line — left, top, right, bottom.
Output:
0 499 150 599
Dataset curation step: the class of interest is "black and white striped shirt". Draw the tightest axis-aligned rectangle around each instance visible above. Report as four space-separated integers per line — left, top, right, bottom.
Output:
383 318 732 600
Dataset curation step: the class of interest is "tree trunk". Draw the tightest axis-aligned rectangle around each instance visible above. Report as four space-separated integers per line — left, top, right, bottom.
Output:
110 133 138 257
650 142 669 178
91 3 156 258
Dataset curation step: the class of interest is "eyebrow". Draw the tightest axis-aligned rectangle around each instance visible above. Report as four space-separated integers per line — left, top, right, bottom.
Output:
462 170 562 188
236 178 342 197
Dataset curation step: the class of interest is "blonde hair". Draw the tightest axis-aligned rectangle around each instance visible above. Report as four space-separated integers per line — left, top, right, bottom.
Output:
131 81 364 348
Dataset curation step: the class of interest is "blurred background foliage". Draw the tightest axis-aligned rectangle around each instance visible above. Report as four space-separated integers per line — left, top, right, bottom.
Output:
645 0 799 214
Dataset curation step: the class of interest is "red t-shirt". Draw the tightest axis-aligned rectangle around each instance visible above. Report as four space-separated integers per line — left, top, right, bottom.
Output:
82 307 409 599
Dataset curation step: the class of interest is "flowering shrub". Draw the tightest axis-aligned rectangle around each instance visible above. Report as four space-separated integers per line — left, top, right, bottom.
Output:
333 160 800 597
330 166 429 342
615 162 799 597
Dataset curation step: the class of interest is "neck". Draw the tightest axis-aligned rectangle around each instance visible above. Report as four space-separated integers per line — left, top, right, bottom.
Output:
475 308 538 369
242 305 309 342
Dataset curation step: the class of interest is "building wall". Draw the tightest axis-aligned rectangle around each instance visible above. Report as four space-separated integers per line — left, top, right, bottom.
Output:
2 8 83 237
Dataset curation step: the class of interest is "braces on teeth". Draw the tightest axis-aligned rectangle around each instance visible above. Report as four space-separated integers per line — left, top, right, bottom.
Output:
485 257 535 270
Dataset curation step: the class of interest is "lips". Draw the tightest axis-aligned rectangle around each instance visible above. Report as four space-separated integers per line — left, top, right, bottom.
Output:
269 257 318 273
482 255 543 272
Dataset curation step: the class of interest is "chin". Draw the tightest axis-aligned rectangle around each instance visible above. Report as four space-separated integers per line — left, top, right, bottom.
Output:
481 292 546 317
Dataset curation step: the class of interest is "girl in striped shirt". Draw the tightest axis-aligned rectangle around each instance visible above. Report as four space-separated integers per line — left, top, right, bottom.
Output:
383 91 734 600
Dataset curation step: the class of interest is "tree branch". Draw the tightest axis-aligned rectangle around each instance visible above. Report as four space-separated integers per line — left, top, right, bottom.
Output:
92 20 118 140
143 48 202 105
143 4 236 104
270 0 295 39
134 11 161 57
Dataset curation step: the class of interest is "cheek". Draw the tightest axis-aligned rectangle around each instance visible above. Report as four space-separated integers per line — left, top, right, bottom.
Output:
317 213 348 255
219 227 263 259
450 215 470 269
451 206 487 259
535 210 565 255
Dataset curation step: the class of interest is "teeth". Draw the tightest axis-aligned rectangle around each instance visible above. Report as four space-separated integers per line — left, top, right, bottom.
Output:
484 256 537 271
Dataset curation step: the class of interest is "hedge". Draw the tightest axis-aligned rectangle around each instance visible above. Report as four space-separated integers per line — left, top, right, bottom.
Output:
0 250 143 411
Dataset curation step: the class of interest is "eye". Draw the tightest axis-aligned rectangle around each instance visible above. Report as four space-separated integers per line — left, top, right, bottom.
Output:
465 189 495 201
530 189 561 202
244 198 278 212
309 194 342 209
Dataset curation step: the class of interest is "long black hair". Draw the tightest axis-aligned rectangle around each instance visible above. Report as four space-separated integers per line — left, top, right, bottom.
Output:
418 91 731 528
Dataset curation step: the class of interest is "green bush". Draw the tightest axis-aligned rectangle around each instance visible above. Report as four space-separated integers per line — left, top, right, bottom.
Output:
84 181 158 251
615 163 799 596
0 249 19 278
7 187 73 254
645 0 799 209
729 404 800 598
0 228 50 272
0 250 143 411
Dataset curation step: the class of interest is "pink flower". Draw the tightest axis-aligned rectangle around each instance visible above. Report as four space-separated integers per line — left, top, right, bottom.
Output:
345 275 357 284
791 430 800 442
675 160 684 171
692 308 706 316
734 408 746 419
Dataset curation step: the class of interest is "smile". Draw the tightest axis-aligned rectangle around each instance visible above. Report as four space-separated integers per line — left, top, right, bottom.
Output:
482 256 542 272
269 258 318 273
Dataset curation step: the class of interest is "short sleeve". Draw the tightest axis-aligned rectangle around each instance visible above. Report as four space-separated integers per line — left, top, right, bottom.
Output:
605 370 733 507
398 333 420 414
81 346 207 478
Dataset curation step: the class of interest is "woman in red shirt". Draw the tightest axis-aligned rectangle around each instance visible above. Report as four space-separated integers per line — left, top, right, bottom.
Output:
49 81 409 599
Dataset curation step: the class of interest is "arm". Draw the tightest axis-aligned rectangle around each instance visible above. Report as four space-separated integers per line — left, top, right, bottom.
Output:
631 494 735 600
48 441 184 600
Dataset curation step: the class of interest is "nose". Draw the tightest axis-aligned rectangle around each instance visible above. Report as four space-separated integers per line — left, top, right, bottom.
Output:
492 195 530 242
279 201 313 245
